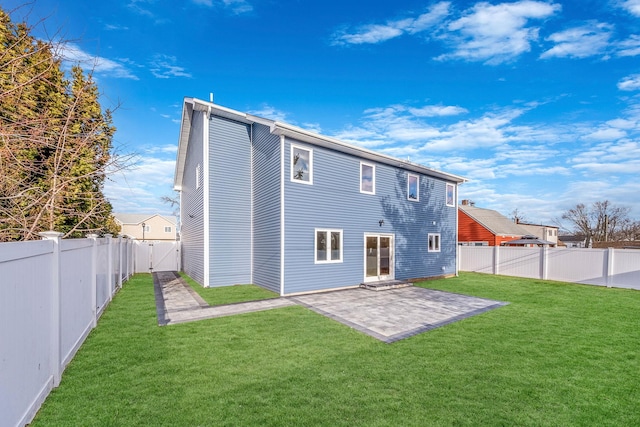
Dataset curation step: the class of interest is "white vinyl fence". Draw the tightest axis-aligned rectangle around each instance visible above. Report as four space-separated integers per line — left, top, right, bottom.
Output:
0 233 134 427
459 246 640 290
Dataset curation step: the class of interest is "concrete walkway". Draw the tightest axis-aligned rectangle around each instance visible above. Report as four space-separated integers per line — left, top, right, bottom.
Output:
152 271 296 326
153 272 507 343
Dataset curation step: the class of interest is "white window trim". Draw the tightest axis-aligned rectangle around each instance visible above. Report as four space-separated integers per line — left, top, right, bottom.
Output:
315 228 343 264
446 183 455 207
164 226 172 233
407 173 419 201
291 144 313 185
360 162 376 194
428 233 441 252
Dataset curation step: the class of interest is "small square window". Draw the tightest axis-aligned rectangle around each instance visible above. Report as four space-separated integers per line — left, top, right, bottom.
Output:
315 229 343 263
407 174 419 201
164 226 172 233
446 183 455 207
428 233 441 252
291 145 313 184
360 162 375 194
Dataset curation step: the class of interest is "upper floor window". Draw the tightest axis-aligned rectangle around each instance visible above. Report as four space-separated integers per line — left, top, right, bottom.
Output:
195 164 201 189
446 183 455 207
407 174 419 201
428 233 441 252
291 145 313 184
164 226 172 233
360 162 375 194
143 225 150 232
315 229 343 263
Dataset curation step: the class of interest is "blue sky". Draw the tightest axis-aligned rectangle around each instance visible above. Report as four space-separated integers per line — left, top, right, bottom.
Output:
6 0 640 227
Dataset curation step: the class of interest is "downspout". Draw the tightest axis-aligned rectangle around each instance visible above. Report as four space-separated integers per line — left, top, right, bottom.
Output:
203 106 211 287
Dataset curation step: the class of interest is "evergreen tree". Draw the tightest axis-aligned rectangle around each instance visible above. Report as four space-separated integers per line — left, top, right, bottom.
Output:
0 7 120 240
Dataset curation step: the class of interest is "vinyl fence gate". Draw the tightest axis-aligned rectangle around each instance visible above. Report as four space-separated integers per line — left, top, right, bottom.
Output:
134 241 180 273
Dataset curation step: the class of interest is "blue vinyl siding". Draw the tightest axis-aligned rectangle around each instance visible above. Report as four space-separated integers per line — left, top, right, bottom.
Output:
283 138 457 294
251 123 281 293
180 110 205 285
208 116 252 286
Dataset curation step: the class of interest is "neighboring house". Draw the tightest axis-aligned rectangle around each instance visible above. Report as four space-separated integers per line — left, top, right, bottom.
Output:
113 213 177 241
516 221 559 245
558 235 588 248
458 202 530 246
173 98 466 295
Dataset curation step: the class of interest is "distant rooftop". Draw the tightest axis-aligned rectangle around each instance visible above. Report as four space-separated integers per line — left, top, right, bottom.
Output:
459 205 530 236
113 213 177 225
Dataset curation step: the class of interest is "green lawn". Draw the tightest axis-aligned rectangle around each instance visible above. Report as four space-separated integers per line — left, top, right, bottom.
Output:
32 273 640 426
179 272 279 306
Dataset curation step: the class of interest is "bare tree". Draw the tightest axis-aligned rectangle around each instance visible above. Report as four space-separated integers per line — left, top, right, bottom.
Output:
560 201 632 247
161 192 180 217
510 208 527 224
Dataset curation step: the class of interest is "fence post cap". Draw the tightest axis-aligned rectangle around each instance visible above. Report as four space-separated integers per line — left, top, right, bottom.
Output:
38 231 64 240
86 233 100 239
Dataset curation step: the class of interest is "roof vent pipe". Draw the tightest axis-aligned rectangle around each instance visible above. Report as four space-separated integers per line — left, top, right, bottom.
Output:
209 92 214 103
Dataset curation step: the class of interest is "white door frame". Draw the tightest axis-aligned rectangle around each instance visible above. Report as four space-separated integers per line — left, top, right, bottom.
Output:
363 233 395 282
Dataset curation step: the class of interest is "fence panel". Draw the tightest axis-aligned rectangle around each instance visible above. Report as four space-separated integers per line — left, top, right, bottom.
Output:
459 246 494 273
60 239 95 368
611 250 640 289
95 238 110 316
0 241 55 427
546 248 606 285
498 247 541 279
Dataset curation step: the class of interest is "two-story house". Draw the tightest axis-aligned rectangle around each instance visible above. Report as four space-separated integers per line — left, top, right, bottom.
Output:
174 98 465 295
113 213 177 241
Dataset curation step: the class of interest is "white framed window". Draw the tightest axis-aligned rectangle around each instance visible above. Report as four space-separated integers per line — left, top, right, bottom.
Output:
291 144 313 184
428 233 441 252
407 173 419 201
446 183 455 207
195 164 201 189
360 162 375 194
164 226 172 233
143 225 150 232
315 229 343 263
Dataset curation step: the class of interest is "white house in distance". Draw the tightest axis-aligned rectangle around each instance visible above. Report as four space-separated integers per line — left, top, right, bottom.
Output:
515 221 559 246
113 213 177 241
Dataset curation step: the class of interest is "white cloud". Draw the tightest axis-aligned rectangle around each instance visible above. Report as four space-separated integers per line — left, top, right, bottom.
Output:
105 156 176 215
620 0 640 17
149 54 192 79
408 105 468 117
331 2 450 45
540 21 613 59
437 1 561 64
249 105 289 122
616 35 640 57
193 0 253 14
583 127 627 141
618 74 640 91
57 43 139 80
104 24 129 31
